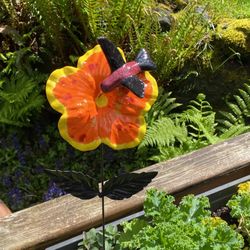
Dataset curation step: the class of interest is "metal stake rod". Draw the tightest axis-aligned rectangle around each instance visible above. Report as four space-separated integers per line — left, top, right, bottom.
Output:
101 145 105 250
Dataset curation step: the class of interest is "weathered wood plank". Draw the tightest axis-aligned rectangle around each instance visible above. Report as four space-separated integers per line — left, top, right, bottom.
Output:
0 132 250 250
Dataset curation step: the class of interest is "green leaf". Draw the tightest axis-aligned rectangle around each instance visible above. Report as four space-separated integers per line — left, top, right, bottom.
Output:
119 219 148 244
178 195 210 222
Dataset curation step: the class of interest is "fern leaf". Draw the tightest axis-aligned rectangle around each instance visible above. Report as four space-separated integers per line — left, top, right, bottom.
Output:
226 102 242 117
238 89 250 115
219 111 238 125
219 124 250 140
216 119 234 130
140 117 188 148
0 73 44 127
217 83 250 133
146 89 182 125
149 146 185 162
234 95 247 112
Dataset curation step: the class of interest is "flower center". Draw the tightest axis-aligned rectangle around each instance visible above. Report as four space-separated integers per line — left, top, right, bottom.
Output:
95 93 108 108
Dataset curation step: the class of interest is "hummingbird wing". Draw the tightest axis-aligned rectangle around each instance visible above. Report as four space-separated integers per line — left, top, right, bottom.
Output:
97 37 125 72
121 76 145 98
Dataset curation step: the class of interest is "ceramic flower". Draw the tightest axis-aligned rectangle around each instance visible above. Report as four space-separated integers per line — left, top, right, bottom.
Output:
46 44 158 151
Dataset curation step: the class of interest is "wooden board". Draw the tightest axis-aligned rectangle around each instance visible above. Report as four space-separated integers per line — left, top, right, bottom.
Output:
0 132 250 249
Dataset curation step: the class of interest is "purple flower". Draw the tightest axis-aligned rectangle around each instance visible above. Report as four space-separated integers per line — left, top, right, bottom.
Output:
2 176 12 188
55 159 63 169
34 123 48 149
8 187 23 206
38 135 48 149
14 169 23 180
66 145 75 158
43 181 66 201
33 165 44 174
17 152 26 166
11 134 26 166
24 144 32 155
12 134 20 151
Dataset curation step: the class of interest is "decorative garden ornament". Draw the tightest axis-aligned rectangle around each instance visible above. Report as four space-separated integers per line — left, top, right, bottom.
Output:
46 38 158 152
98 37 156 97
46 37 158 249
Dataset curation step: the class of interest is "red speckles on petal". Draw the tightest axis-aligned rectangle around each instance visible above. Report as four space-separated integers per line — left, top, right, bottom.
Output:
88 63 98 71
62 93 72 100
117 124 123 131
79 134 86 142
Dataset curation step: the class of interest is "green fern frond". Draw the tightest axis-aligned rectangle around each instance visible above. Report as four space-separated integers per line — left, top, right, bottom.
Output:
234 95 247 112
149 146 186 162
218 83 250 132
179 93 218 144
0 73 44 127
24 0 73 56
81 0 101 39
148 137 207 162
127 6 161 57
238 87 250 116
146 88 182 125
140 117 188 148
219 124 250 140
218 111 238 126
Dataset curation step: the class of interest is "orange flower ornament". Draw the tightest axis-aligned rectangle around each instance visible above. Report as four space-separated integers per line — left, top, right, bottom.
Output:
46 38 158 151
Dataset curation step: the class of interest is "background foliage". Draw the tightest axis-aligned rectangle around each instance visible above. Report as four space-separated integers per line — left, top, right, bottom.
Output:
0 0 250 211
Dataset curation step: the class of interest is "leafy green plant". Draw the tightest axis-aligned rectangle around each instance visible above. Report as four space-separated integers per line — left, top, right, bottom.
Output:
139 89 250 163
198 0 238 21
151 2 212 82
0 72 44 126
22 0 158 59
0 0 18 25
78 225 121 250
0 123 82 210
118 189 244 249
217 83 250 133
145 88 182 126
0 50 45 127
24 0 85 58
139 93 215 162
79 189 245 249
227 181 250 245
235 0 250 18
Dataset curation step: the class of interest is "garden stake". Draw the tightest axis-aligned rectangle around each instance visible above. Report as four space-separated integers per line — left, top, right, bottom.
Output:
45 37 158 249
101 144 105 250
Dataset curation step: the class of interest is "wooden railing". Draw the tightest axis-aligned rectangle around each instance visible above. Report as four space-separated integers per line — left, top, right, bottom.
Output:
1 132 250 250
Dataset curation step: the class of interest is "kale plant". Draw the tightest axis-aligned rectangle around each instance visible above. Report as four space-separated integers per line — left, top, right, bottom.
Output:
79 189 245 249
227 181 250 245
119 189 244 249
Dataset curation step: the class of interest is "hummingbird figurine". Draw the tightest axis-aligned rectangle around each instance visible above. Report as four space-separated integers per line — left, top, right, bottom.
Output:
98 37 156 98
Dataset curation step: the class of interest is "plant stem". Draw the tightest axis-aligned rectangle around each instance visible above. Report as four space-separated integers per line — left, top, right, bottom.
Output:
101 144 105 250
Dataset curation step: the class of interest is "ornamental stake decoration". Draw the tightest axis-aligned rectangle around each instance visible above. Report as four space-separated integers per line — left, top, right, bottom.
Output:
46 37 158 249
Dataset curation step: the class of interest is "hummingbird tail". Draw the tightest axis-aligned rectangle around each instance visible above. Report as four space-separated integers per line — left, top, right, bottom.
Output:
135 49 157 71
